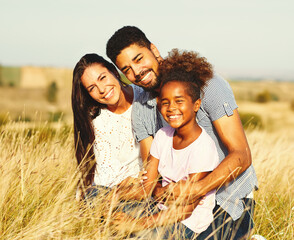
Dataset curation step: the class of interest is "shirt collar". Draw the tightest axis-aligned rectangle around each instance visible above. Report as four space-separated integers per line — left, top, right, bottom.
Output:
141 91 157 107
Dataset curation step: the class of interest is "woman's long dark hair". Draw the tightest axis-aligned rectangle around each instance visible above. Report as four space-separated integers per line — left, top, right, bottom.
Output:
72 53 121 187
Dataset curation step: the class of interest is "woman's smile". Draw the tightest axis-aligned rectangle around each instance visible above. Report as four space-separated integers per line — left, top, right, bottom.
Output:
104 88 114 100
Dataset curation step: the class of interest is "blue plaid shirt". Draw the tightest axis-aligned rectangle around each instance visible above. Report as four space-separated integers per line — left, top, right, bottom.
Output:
131 74 258 220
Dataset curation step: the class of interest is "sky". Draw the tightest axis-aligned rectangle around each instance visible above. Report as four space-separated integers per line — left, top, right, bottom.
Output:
1 0 294 80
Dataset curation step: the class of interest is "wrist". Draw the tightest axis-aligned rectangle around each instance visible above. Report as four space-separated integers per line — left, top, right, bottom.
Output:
194 179 207 198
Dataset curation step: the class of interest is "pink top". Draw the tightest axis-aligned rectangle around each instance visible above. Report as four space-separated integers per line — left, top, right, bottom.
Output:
150 126 219 233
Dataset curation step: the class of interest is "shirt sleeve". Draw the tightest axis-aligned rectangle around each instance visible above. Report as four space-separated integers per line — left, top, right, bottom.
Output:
202 73 238 122
131 101 151 142
131 85 151 142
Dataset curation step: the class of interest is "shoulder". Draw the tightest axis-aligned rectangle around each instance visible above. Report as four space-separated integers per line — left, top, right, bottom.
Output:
198 128 217 148
92 109 106 125
203 73 233 96
130 84 152 104
130 84 144 99
190 128 220 169
154 126 174 139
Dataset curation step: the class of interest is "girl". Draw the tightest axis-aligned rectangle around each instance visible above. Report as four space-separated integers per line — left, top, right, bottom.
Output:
114 50 220 239
72 53 144 199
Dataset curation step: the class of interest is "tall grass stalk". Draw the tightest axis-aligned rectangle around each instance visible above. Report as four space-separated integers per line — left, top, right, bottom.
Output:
0 122 293 239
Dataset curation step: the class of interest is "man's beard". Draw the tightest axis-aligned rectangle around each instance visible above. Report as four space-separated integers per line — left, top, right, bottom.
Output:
136 69 160 92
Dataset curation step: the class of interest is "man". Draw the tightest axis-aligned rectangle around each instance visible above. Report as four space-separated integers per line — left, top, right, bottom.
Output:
106 26 258 239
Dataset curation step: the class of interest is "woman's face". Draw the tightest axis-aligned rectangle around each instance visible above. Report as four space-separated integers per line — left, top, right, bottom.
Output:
81 64 122 106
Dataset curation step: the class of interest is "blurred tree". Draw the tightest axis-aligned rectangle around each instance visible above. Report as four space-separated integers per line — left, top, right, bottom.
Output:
256 90 271 103
47 81 58 103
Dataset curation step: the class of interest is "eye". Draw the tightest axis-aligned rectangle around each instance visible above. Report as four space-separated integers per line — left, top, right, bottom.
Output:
123 68 130 74
161 101 169 106
88 86 95 92
136 56 143 63
100 75 106 81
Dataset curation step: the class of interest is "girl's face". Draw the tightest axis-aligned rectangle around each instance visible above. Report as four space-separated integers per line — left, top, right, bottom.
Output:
81 64 122 106
160 81 201 130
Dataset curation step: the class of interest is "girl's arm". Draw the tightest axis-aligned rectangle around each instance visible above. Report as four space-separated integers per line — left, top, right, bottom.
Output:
153 172 210 205
113 202 197 233
113 172 207 232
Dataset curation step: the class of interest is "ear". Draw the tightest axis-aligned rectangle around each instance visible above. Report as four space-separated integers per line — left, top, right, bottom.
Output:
150 43 161 59
193 99 201 112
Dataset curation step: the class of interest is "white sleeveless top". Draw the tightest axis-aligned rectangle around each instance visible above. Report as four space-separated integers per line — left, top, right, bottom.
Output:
92 85 143 188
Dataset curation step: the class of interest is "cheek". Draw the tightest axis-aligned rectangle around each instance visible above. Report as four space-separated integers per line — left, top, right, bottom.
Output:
160 106 167 114
88 89 101 102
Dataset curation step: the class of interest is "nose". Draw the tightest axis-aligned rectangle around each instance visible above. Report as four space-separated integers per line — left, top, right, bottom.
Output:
96 81 105 94
167 101 176 111
132 65 143 80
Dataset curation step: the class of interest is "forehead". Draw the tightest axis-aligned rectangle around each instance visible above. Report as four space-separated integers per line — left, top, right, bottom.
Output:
81 64 106 82
83 64 106 76
115 44 150 66
161 81 189 96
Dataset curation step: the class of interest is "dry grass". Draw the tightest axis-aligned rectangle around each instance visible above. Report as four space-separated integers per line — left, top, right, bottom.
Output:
1 81 294 239
1 122 293 239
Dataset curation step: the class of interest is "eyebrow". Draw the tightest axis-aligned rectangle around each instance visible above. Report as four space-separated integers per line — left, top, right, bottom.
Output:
120 53 142 72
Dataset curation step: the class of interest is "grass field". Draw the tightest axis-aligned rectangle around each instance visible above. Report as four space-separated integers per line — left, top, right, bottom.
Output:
0 80 294 239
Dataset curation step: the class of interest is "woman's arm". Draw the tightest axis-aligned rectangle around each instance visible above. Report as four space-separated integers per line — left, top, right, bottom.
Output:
139 136 153 165
115 155 160 201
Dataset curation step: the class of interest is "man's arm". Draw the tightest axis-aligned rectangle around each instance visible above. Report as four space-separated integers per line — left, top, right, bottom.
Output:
155 109 251 203
195 108 251 197
169 109 251 203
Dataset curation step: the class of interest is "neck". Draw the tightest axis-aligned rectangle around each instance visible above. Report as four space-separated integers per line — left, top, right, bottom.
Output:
107 85 133 114
174 122 202 149
177 123 200 138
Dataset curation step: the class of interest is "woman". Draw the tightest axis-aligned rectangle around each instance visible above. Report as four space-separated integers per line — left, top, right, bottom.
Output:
72 53 144 199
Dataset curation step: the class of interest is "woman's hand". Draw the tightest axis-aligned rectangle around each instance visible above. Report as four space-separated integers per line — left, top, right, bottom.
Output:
111 212 147 233
117 170 148 189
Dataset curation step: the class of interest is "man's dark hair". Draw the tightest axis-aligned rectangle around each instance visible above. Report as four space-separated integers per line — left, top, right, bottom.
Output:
106 26 151 64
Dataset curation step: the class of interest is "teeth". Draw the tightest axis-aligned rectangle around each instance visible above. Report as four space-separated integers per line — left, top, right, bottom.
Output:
141 72 151 82
105 89 113 99
169 115 181 119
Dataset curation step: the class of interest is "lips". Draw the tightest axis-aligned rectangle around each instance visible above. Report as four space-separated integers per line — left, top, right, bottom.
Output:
139 71 152 85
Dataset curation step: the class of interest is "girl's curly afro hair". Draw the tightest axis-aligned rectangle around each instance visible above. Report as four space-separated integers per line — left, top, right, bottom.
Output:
158 49 213 101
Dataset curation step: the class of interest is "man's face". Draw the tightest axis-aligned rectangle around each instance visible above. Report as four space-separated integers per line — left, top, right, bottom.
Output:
115 44 161 91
